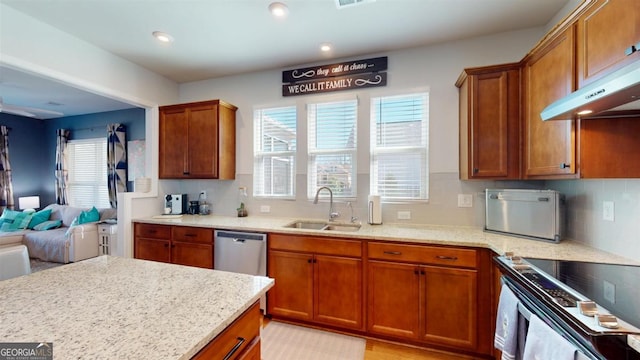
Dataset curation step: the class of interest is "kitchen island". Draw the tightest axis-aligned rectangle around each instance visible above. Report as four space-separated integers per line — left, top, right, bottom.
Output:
0 255 274 359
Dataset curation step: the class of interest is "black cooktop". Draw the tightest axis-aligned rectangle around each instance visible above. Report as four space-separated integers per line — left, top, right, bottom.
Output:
525 258 640 330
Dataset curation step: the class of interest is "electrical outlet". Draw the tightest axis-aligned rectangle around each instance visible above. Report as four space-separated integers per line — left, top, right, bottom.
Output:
604 280 616 303
603 201 614 222
397 211 411 220
200 190 207 201
260 205 271 213
457 194 473 208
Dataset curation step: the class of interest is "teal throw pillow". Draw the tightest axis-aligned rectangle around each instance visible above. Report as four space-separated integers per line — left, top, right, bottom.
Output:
77 206 100 224
0 211 31 231
27 209 52 229
33 219 62 231
0 209 21 225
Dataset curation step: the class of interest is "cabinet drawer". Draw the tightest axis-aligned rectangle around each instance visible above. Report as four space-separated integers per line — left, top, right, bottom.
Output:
192 301 260 360
173 226 213 244
270 233 362 257
367 242 477 268
134 223 171 239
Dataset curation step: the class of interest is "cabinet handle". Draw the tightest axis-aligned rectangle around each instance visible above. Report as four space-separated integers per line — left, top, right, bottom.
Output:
420 270 425 275
164 243 169 248
560 162 570 169
625 45 636 56
383 251 402 256
147 230 157 234
436 255 458 261
308 259 312 263
414 269 419 275
473 168 479 174
223 337 246 360
184 233 197 237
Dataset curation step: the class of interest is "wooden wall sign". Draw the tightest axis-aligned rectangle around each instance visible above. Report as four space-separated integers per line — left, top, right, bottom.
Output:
282 56 387 96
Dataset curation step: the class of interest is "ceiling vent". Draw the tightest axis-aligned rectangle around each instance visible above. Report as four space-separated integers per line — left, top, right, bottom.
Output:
335 0 375 9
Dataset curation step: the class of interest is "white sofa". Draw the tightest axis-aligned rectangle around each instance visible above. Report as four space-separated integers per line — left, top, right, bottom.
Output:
0 204 116 263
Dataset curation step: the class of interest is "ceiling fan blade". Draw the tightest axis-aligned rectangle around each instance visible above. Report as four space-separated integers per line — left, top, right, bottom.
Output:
0 107 37 117
0 98 63 117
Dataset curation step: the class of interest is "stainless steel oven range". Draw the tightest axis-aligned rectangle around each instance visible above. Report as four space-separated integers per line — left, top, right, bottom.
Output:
495 254 640 360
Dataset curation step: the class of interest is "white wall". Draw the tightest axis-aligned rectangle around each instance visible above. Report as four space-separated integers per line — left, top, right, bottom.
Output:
166 28 547 226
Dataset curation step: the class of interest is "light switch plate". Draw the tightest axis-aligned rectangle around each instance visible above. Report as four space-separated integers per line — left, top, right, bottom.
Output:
260 205 271 213
457 194 473 208
603 201 614 222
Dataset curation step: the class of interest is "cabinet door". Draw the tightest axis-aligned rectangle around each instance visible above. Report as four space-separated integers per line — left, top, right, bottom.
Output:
134 238 171 263
577 0 640 87
267 250 313 321
367 260 420 339
172 241 213 269
159 107 188 178
421 266 478 350
314 254 363 330
524 27 576 177
188 104 219 178
464 69 520 179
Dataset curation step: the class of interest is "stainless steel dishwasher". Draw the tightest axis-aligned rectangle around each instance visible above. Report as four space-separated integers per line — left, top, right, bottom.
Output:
214 230 267 309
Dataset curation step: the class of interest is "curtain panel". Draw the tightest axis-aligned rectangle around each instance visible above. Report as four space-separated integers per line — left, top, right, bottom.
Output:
0 125 15 212
55 129 70 205
107 123 128 208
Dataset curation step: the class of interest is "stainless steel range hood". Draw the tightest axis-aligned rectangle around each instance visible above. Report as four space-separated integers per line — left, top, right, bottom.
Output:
541 59 640 121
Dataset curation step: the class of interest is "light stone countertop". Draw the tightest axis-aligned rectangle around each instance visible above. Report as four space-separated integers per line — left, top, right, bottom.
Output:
0 256 274 360
135 214 640 266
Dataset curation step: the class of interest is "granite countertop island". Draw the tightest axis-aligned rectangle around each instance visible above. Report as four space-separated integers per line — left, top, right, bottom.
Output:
0 256 274 360
135 214 640 266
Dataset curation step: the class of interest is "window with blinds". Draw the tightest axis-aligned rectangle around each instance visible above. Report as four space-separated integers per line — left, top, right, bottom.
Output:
253 106 297 198
370 93 429 201
67 138 111 208
307 99 358 199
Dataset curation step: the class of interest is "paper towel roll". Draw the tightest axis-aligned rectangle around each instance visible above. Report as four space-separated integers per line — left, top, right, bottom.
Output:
368 195 382 225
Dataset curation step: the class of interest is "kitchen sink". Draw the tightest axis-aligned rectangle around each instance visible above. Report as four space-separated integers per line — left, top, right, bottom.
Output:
323 224 361 232
284 220 328 230
284 220 361 232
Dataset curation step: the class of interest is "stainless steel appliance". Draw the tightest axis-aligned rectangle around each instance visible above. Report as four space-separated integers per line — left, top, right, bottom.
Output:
164 194 187 215
214 230 267 310
541 59 640 121
485 189 564 243
495 255 640 359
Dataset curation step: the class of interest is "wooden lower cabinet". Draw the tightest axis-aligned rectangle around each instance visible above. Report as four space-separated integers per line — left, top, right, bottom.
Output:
192 301 261 360
367 261 477 350
267 234 364 331
366 242 493 356
134 223 213 269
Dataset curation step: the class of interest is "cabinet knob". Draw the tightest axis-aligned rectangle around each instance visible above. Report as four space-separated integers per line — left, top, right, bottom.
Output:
560 162 570 169
473 168 479 174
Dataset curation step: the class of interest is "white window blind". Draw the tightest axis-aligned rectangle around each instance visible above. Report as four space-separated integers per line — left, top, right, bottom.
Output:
253 106 297 198
67 138 111 208
307 99 357 199
370 93 429 201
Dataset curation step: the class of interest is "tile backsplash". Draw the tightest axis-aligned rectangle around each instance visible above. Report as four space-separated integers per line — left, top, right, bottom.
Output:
547 179 640 261
159 174 638 262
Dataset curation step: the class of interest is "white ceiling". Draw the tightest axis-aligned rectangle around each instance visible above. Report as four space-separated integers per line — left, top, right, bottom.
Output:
0 0 572 119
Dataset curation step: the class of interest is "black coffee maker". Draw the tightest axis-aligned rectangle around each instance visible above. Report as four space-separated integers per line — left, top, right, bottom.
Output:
188 201 200 215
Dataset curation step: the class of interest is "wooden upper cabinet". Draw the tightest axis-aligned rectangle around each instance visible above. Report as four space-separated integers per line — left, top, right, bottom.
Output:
159 100 237 179
523 26 577 178
457 63 520 179
576 0 640 87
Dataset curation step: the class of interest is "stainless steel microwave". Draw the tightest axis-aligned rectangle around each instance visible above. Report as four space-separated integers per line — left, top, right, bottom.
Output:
485 189 565 243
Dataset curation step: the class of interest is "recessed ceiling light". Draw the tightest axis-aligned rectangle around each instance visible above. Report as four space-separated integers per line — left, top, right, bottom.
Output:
152 31 174 43
269 2 289 18
320 43 332 52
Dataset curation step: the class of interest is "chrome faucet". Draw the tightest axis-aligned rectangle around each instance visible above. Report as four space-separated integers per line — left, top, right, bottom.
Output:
313 186 339 221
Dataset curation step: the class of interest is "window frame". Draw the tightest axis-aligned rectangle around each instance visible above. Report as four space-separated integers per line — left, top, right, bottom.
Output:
66 137 111 208
370 91 430 203
253 105 297 199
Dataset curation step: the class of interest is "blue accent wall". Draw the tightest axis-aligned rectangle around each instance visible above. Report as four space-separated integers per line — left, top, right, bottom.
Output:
0 108 145 208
